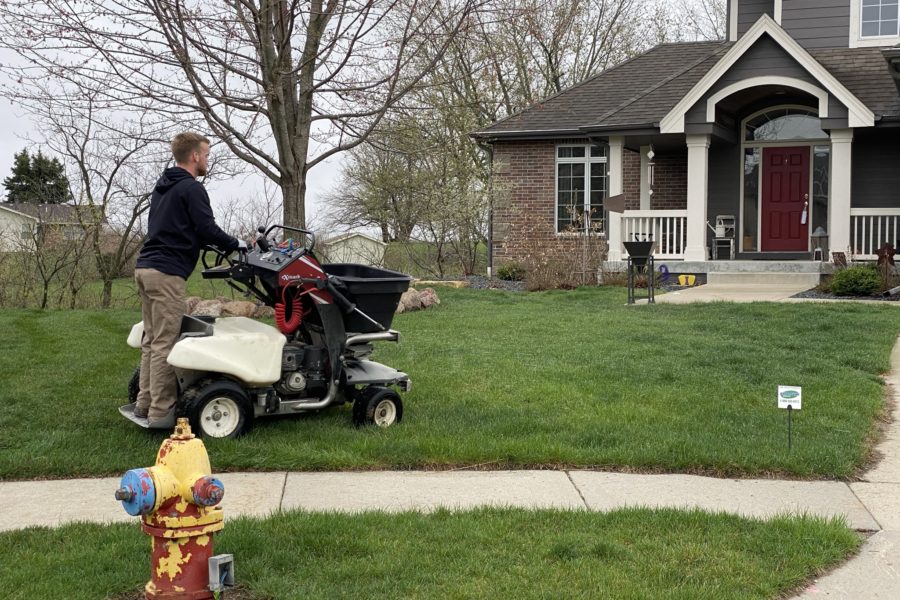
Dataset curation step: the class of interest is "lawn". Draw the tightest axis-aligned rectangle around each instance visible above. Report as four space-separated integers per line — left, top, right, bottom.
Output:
0 508 860 600
0 287 897 479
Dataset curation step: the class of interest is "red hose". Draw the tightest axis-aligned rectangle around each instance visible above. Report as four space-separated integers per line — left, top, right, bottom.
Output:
275 295 302 334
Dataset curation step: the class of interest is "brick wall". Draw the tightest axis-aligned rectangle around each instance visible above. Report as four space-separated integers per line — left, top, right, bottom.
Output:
650 152 687 210
492 140 608 269
624 149 641 210
491 140 686 268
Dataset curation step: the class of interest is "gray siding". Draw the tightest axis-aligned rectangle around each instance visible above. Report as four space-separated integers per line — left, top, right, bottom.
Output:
852 130 900 209
738 0 774 36
707 140 742 245
782 0 850 49
685 35 849 125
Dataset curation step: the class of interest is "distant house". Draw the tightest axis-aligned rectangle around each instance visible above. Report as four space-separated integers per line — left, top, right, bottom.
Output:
0 203 104 252
0 203 83 252
320 232 388 266
474 3 900 271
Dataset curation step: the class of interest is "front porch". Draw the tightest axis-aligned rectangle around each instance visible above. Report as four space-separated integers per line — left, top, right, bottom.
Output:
607 208 900 264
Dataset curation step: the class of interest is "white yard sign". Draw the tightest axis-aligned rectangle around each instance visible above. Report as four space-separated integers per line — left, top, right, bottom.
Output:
778 386 802 410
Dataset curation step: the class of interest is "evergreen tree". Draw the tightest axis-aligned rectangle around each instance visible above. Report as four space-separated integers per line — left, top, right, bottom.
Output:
2 148 71 204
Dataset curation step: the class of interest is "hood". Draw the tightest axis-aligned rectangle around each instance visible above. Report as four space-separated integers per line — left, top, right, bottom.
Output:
154 167 196 194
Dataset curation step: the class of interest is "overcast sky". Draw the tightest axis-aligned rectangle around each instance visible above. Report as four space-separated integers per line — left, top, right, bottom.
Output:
0 90 341 229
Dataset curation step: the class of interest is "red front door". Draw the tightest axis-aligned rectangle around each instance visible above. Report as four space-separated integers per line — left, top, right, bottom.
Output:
761 147 810 252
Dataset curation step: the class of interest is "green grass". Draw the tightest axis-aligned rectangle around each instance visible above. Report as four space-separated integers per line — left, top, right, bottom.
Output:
0 287 897 479
0 508 860 600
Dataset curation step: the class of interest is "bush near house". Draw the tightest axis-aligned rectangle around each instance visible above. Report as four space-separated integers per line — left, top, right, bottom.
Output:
830 265 882 296
496 261 526 281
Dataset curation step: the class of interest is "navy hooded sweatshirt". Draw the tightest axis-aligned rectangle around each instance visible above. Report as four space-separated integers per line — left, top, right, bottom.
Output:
136 167 238 280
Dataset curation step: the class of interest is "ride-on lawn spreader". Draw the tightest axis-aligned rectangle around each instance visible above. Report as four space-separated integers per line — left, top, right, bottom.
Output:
120 225 412 438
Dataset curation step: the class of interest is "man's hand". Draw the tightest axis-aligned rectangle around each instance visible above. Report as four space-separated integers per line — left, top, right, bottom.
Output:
237 239 249 252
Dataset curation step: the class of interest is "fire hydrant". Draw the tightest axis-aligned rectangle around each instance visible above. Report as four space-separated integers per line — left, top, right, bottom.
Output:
115 418 225 599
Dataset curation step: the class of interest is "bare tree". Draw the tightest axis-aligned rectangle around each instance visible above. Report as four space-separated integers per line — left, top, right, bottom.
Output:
0 0 478 230
667 0 727 42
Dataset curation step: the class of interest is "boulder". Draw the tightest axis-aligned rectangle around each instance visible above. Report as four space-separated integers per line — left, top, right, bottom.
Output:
221 300 257 318
419 287 441 308
192 299 223 318
396 287 440 313
185 296 202 313
254 305 276 319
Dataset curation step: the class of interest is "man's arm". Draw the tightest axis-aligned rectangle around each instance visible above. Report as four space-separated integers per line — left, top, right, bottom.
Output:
186 183 239 251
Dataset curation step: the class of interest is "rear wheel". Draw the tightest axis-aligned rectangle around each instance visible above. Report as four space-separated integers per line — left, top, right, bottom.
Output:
353 386 403 428
181 378 252 438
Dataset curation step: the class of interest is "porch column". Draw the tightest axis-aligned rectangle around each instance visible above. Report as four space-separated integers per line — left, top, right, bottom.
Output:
639 145 651 210
684 134 710 261
607 136 625 262
829 129 853 259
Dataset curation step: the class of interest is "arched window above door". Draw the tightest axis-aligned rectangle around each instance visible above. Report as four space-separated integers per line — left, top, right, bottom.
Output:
744 107 827 142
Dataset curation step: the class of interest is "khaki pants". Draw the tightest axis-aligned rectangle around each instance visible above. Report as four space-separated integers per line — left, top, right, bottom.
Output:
134 268 186 421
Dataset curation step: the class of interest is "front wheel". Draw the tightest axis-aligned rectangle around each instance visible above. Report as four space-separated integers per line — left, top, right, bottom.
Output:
181 378 252 438
353 386 403 428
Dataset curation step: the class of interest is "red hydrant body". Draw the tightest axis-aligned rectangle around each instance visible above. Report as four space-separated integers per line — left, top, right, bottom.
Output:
116 418 225 599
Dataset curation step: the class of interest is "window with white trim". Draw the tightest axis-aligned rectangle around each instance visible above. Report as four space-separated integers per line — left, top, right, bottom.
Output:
556 144 607 233
861 0 899 37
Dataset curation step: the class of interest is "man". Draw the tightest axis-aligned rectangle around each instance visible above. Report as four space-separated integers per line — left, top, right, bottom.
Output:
133 132 246 426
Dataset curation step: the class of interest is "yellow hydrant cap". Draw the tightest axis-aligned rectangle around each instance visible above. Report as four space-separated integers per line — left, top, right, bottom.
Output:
171 418 195 440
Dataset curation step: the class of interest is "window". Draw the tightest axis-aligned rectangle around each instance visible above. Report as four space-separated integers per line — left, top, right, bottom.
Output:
861 0 899 37
744 108 826 142
556 144 607 233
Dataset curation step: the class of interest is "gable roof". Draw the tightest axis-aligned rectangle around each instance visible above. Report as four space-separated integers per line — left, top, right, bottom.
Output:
473 41 730 138
660 14 874 132
475 22 900 140
0 202 100 224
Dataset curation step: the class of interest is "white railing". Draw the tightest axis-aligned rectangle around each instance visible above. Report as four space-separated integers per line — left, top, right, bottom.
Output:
621 210 688 259
850 208 900 259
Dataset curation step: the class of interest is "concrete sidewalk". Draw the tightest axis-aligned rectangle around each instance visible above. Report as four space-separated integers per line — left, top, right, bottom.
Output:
0 470 885 533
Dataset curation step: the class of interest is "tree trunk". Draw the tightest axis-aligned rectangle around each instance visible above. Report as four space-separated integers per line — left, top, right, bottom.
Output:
282 176 307 230
102 279 113 309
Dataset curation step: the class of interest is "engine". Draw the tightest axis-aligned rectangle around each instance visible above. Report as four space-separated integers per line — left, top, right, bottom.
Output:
277 342 329 398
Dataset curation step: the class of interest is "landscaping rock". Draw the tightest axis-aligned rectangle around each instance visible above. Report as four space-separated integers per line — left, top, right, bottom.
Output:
185 296 202 313
419 287 440 308
192 299 223 318
221 300 257 317
254 305 276 319
396 287 441 313
415 279 469 289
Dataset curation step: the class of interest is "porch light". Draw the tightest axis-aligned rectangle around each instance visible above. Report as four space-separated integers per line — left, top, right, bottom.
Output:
811 227 828 261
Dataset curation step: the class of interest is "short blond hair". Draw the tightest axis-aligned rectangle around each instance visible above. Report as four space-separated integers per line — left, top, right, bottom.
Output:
171 132 210 164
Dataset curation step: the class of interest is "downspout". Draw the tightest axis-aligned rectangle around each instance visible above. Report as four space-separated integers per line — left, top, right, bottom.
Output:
476 140 495 278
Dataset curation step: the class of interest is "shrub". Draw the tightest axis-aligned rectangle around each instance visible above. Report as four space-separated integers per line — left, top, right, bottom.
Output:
496 261 526 281
830 265 881 296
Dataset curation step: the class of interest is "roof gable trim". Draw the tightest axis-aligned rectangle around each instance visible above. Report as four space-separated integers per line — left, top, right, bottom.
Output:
0 204 39 222
660 14 875 134
705 76 830 121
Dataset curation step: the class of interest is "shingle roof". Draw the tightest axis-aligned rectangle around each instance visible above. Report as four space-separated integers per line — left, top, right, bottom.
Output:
809 47 900 118
0 202 102 224
475 41 730 136
475 40 900 138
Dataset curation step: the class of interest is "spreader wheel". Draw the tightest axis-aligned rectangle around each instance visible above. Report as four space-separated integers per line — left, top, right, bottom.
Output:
182 378 253 439
353 386 403 428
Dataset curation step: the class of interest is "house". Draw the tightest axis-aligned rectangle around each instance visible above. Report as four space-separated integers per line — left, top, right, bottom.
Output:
319 232 388 266
474 1 900 274
0 203 104 252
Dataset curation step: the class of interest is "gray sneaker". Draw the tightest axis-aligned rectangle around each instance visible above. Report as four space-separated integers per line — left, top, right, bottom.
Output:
133 406 149 419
